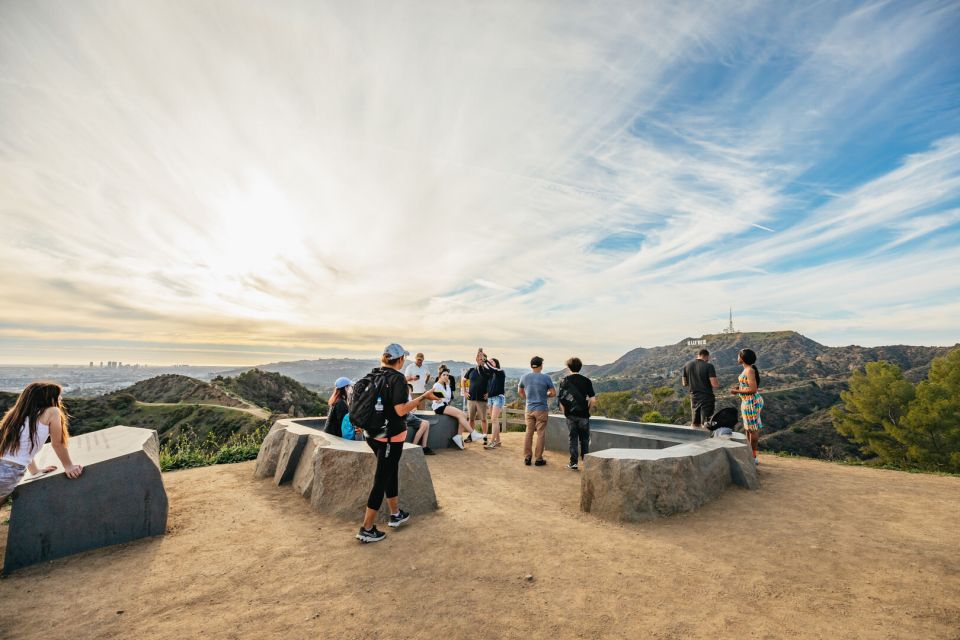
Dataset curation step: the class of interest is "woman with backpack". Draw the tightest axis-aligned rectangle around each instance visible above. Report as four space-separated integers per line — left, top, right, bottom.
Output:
1 382 83 504
431 369 476 449
354 344 438 543
325 377 356 439
730 348 764 465
484 357 506 449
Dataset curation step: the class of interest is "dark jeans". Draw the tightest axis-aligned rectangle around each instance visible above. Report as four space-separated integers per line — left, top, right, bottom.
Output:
566 416 590 465
365 437 404 510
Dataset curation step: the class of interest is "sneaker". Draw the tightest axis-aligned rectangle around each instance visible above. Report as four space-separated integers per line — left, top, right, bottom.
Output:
452 435 464 450
356 526 386 543
470 430 484 442
534 459 547 466
524 456 532 466
754 457 759 466
423 447 435 456
388 510 410 528
492 441 501 448
483 436 488 444
566 463 578 470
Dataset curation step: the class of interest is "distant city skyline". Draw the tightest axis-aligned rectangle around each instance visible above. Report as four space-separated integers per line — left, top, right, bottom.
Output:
1 2 958 368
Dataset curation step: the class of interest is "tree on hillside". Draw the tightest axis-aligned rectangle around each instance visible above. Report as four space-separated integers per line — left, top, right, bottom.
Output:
832 351 960 472
832 361 914 464
898 349 960 471
650 386 675 412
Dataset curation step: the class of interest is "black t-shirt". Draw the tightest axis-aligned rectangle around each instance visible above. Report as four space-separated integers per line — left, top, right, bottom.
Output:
377 367 411 437
560 373 596 418
682 359 717 397
325 398 348 437
465 366 490 401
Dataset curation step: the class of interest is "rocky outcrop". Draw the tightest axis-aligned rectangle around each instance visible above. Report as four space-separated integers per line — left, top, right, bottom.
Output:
580 438 759 522
3 426 168 575
255 419 438 518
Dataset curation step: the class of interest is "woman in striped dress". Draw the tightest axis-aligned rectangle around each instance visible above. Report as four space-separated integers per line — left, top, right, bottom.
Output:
730 348 763 465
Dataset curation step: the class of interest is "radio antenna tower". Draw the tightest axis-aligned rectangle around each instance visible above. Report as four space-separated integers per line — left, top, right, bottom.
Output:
722 307 737 334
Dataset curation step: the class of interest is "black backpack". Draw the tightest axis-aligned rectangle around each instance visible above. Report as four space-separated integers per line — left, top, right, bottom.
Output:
705 407 739 431
558 376 589 416
349 368 389 438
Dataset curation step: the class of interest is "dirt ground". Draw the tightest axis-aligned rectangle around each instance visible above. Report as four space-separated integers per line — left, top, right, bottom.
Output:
1 432 959 640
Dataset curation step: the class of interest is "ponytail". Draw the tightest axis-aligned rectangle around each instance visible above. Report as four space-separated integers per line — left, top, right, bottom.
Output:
751 365 761 388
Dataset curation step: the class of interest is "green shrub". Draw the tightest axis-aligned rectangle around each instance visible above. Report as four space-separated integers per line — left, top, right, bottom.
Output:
160 425 268 471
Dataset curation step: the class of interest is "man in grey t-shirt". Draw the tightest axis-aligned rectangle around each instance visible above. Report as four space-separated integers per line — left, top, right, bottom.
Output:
681 349 720 427
519 355 556 466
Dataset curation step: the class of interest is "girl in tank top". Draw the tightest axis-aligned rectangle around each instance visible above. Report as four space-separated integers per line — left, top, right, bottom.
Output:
1 382 84 503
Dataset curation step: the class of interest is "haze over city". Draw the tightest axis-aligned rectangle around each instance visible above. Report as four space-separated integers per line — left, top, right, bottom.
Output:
1 1 958 367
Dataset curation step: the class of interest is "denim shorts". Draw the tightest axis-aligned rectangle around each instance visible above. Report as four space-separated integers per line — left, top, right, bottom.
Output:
0 459 27 502
487 394 505 408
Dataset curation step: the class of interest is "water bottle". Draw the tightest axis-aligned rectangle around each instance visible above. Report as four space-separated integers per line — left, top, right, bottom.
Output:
375 395 383 412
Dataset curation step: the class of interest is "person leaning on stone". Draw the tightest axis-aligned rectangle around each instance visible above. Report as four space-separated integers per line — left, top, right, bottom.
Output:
1 382 83 505
558 357 596 470
519 356 556 467
681 349 720 428
404 352 431 410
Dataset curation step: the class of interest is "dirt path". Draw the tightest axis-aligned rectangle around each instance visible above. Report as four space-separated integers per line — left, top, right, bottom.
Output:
1 433 958 639
135 400 271 420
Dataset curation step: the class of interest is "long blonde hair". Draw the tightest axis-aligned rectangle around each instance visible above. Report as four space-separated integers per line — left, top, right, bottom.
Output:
0 382 69 456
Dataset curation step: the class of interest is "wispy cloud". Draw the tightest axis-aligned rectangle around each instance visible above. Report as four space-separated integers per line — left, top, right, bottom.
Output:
0 1 958 366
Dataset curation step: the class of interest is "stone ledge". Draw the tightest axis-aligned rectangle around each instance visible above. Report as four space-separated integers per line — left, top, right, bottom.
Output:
3 426 168 575
580 437 759 522
254 418 438 518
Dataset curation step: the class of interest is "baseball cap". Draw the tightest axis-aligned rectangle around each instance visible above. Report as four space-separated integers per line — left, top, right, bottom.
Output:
384 343 410 359
334 377 353 389
530 356 544 368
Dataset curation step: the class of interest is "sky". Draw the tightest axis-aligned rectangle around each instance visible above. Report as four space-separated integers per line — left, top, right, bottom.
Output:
1 1 959 368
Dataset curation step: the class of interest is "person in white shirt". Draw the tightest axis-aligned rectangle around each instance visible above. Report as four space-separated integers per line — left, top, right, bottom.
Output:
431 370 480 449
1 382 83 503
404 352 431 409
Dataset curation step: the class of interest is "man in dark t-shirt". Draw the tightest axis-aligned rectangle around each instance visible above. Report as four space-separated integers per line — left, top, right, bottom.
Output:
558 357 596 470
681 349 720 427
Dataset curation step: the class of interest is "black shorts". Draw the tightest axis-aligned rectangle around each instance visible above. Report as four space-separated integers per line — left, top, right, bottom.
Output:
434 405 448 416
691 395 716 426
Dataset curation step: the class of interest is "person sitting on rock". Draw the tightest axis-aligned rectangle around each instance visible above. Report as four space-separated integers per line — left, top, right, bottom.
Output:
431 370 478 449
1 382 83 504
406 384 434 455
325 377 354 439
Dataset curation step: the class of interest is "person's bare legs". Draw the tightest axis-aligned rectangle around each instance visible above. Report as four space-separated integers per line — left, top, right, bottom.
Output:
444 405 472 436
413 420 429 446
489 404 502 445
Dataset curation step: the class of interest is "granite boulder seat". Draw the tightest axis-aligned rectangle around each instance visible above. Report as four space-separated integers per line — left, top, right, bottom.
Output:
3 426 168 575
254 418 438 517
579 437 760 521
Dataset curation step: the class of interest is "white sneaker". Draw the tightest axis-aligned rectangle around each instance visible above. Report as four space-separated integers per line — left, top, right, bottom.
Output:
470 430 484 442
452 434 464 450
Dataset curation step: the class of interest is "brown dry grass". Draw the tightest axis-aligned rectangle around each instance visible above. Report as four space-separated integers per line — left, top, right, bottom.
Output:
1 432 959 640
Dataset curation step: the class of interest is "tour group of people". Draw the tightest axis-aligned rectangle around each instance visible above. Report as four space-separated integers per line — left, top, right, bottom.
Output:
0 344 762 546
343 344 600 542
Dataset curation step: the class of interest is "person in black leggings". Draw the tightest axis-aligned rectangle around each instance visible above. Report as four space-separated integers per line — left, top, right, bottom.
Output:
357 343 438 543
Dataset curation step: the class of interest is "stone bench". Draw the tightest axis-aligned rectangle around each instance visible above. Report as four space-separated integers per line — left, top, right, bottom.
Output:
254 418 438 518
3 426 168 575
580 437 759 522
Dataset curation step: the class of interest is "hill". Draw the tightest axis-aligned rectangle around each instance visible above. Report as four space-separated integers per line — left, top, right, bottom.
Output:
112 374 247 407
211 369 327 417
0 389 265 446
586 332 957 461
212 358 529 390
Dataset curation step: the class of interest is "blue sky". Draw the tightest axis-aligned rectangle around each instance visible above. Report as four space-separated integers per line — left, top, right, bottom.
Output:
0 1 958 367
